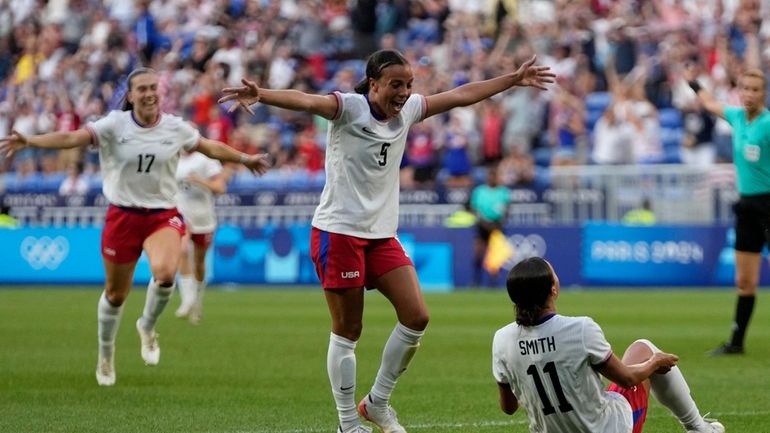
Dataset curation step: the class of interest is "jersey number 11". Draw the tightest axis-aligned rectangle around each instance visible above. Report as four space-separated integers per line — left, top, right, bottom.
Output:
526 361 574 415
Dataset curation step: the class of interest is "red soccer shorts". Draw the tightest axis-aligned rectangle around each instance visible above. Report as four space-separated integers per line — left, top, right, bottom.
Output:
101 205 186 263
310 227 413 289
608 383 649 433
191 232 214 248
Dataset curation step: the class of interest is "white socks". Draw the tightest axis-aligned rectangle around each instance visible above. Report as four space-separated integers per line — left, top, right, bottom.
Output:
328 333 359 431
195 279 206 306
139 279 174 331
97 291 123 359
178 275 197 308
641 340 706 431
369 323 424 406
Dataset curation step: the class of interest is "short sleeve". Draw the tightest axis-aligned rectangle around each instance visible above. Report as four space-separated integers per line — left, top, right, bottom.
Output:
492 329 511 384
331 91 359 124
204 158 224 179
723 106 743 127
178 119 201 151
402 93 427 125
583 318 612 366
86 110 120 148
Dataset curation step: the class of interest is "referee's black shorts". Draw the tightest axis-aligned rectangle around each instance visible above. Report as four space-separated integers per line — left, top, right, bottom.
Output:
734 193 770 253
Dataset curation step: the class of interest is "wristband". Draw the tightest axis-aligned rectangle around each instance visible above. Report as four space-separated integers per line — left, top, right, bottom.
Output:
239 154 249 164
688 80 702 93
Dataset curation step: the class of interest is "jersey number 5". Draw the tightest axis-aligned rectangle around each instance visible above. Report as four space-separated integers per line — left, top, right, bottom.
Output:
378 143 391 167
526 361 574 415
137 154 156 173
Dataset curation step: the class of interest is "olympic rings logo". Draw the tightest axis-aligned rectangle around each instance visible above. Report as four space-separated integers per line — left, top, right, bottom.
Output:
20 236 70 270
503 234 547 270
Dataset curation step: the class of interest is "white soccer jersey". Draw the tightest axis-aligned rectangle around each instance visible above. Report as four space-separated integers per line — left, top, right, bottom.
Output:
492 314 629 433
86 110 200 208
176 152 223 233
311 92 426 238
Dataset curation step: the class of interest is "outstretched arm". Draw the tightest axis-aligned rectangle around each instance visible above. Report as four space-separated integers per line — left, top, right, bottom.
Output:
219 79 339 120
682 66 725 119
195 137 271 176
0 129 91 157
423 55 554 119
598 351 678 388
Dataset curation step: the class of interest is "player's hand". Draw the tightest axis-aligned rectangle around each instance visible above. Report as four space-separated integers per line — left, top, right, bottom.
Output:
242 153 272 176
219 78 260 115
0 129 29 157
651 351 679 374
512 55 555 91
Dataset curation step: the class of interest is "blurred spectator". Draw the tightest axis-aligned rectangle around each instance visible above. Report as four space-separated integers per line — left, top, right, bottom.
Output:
55 95 82 170
498 148 536 187
591 101 635 165
672 57 717 166
205 105 232 145
291 127 324 174
36 94 59 175
10 100 37 177
405 120 437 188
443 200 477 228
0 0 763 190
441 113 474 188
59 161 89 196
549 77 588 165
0 204 19 229
479 99 505 165
184 34 215 73
622 197 656 225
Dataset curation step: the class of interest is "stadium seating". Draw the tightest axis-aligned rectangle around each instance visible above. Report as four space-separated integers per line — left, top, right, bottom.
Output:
585 91 612 113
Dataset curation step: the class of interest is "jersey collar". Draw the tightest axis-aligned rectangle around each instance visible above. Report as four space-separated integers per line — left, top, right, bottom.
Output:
131 111 161 128
363 93 387 121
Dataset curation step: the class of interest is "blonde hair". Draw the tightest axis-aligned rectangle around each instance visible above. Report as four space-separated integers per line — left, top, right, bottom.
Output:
741 68 767 88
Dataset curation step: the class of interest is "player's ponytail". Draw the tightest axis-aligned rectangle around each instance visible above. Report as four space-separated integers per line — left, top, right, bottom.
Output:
506 257 554 327
354 49 409 94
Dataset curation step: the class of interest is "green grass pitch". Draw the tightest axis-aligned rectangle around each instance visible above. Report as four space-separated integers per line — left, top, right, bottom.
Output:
1 287 769 433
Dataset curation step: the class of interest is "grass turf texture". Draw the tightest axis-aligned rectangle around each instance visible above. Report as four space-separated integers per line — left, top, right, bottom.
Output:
1 288 769 433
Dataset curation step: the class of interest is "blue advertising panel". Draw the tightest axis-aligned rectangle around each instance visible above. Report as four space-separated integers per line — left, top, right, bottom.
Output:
3 224 768 287
503 227 583 287
212 224 458 291
583 223 729 286
0 228 152 284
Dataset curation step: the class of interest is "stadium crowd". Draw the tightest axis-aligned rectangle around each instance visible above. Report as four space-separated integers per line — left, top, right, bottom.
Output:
0 0 766 194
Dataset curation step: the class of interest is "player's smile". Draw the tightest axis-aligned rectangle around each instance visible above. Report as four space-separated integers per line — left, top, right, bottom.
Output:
371 64 413 119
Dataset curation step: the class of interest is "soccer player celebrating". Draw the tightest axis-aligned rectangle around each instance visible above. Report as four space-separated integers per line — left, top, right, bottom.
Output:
0 68 270 386
220 50 554 433
493 257 724 433
174 149 228 323
685 66 770 356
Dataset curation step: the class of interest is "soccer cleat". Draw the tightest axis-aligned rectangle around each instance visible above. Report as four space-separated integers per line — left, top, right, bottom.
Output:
188 300 202 325
95 356 115 386
136 319 160 365
175 302 194 318
337 426 372 433
358 394 407 433
686 415 725 433
707 342 744 356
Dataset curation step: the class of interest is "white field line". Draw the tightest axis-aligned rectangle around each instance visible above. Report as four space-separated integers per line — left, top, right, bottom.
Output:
213 409 770 433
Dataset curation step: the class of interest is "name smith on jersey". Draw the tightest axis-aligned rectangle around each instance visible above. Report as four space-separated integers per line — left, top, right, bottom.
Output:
519 336 557 355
